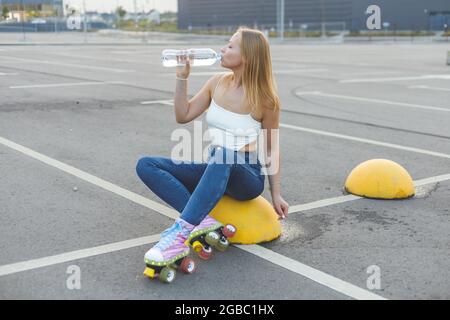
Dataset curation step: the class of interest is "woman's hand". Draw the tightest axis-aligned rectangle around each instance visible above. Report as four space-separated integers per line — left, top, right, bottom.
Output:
176 49 194 79
272 194 289 220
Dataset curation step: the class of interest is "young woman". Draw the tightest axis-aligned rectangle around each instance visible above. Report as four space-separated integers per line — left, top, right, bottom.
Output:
136 27 289 267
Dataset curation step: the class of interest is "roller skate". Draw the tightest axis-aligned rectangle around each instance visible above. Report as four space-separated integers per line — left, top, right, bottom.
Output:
187 215 237 260
143 218 197 284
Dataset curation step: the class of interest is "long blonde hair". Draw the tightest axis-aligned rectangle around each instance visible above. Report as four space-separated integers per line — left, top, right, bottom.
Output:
223 27 281 114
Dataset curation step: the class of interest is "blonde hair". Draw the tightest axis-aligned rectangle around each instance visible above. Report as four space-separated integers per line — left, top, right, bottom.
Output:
223 26 281 114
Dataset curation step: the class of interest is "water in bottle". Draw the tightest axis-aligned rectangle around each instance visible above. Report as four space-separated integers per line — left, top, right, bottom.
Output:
161 48 222 67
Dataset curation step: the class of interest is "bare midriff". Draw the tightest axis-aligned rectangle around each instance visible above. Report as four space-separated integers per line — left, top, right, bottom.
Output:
238 140 257 153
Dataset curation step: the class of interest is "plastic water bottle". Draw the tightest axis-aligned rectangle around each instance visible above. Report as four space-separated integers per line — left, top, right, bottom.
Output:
161 48 222 67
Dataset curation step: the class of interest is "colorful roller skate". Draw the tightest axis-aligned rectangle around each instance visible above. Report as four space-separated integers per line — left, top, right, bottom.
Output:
187 215 237 260
143 218 196 284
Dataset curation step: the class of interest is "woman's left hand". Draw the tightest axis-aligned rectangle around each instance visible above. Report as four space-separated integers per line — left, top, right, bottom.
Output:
272 194 289 220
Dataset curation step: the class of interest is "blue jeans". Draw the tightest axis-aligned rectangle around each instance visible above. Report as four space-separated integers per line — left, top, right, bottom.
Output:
136 145 265 225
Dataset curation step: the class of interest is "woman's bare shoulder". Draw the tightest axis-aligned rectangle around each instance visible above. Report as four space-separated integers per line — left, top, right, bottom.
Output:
209 72 232 94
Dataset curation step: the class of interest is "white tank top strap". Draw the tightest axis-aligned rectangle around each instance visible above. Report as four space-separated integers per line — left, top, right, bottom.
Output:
212 73 226 101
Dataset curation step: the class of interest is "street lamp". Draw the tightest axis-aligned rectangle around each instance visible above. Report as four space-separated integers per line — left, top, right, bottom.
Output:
83 0 87 43
52 0 58 33
134 0 138 28
276 0 284 41
20 0 26 41
320 0 325 38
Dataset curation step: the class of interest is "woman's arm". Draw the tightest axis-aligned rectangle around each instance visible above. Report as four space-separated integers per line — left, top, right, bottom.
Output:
174 77 190 123
173 53 219 124
262 107 289 219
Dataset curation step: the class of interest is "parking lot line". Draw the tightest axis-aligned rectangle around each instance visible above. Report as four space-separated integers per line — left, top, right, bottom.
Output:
236 245 386 300
413 173 450 187
295 91 450 113
0 136 179 221
339 71 400 77
0 72 19 76
140 99 174 105
42 51 156 65
280 123 450 159
165 69 329 77
408 85 450 92
0 134 389 299
340 74 450 83
3 133 449 299
289 195 361 213
138 99 450 159
0 55 135 73
0 235 160 277
9 81 125 89
288 173 450 214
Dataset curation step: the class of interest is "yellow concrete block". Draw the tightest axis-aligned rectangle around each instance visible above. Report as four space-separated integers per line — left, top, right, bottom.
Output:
209 195 281 244
344 159 415 199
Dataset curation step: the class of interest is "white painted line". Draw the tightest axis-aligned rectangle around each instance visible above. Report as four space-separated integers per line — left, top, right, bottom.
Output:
111 51 134 54
236 244 386 300
0 170 448 290
140 99 174 105
1 135 448 298
409 85 450 92
0 234 160 277
140 99 450 159
340 74 450 83
289 195 361 214
111 50 149 55
10 81 125 89
0 72 19 76
168 71 227 76
339 71 400 77
0 55 135 73
276 69 329 74
45 51 155 65
163 69 328 77
279 123 450 159
294 91 450 113
413 173 450 187
0 136 179 220
295 91 321 96
0 134 385 299
288 173 450 215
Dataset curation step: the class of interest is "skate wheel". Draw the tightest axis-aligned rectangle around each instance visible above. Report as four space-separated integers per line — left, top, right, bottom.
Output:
198 246 213 260
215 237 229 252
205 231 220 246
222 224 236 238
192 240 203 252
143 267 156 279
180 257 196 274
158 267 176 284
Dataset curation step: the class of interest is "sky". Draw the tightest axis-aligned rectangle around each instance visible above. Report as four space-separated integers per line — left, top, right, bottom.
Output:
63 0 177 14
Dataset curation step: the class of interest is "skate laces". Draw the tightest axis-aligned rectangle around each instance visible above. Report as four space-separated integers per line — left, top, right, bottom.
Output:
156 220 190 251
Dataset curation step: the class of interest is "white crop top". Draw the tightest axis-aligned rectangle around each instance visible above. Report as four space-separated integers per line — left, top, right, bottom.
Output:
205 74 262 151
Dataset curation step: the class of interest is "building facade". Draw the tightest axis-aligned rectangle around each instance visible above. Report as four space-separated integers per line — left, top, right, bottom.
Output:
1 0 63 21
177 0 450 32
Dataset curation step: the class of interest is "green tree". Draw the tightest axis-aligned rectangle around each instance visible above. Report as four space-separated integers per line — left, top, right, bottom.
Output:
116 6 126 19
2 6 10 19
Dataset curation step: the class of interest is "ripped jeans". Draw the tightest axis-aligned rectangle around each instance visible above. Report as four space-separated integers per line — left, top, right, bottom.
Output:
135 145 265 225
